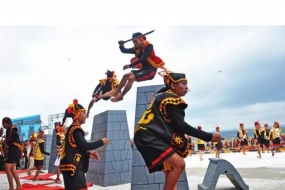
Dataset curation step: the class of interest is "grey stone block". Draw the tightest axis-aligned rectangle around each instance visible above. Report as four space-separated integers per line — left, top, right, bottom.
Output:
86 110 132 187
43 134 52 171
47 130 59 173
198 158 249 190
131 85 189 190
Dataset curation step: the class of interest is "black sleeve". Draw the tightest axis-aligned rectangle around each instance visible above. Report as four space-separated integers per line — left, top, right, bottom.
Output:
94 83 102 94
56 135 61 146
166 104 213 142
119 45 136 54
236 131 239 138
39 142 49 155
129 44 153 67
73 129 104 151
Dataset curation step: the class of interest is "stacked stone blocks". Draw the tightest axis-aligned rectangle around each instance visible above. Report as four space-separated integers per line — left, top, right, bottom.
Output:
86 110 132 187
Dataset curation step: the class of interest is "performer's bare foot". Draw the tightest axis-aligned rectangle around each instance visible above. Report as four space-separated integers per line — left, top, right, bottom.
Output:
111 93 123 102
15 186 22 190
86 111 90 118
32 178 38 181
104 90 119 98
272 152 275 156
27 169 31 176
257 156 261 159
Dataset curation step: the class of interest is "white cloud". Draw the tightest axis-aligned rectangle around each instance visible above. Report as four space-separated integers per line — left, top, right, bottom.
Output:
0 26 284 140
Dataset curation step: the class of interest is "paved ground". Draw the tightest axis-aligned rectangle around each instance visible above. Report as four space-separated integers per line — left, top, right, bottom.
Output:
0 152 284 189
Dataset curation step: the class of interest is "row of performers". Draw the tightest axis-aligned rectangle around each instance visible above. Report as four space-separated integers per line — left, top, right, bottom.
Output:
0 118 50 190
184 122 283 152
237 121 284 158
184 123 284 160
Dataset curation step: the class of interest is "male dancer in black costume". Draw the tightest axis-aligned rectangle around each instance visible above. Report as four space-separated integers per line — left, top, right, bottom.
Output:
1 117 22 190
86 70 119 118
214 126 222 158
104 32 165 102
253 121 265 159
59 99 110 190
237 123 248 155
134 71 221 190
264 123 275 156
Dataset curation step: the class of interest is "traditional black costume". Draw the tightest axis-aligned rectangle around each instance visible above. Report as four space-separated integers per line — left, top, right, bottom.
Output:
263 124 271 148
119 32 165 82
214 127 222 150
92 70 119 101
237 123 248 146
196 126 206 151
271 121 282 145
134 72 213 173
3 119 23 164
254 124 265 147
60 99 105 190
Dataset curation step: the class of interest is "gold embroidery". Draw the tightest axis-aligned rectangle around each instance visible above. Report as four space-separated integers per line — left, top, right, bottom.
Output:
195 138 205 144
112 79 119 91
238 129 247 139
271 128 282 139
159 95 187 122
168 74 187 83
134 125 147 133
174 136 183 145
59 164 76 176
137 102 154 125
99 79 106 86
264 130 271 140
57 133 65 155
68 125 83 148
74 153 81 164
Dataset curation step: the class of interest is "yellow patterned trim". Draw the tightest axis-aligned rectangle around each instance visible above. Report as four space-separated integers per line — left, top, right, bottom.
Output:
74 153 81 164
159 96 187 122
264 130 271 140
238 129 248 139
271 128 282 139
112 79 119 91
134 125 147 133
168 74 187 83
99 79 106 86
195 138 205 144
99 79 119 91
59 164 76 176
68 125 83 148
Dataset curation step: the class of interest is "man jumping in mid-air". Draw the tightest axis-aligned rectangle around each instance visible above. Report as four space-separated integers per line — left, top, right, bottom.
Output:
103 31 165 102
86 70 119 118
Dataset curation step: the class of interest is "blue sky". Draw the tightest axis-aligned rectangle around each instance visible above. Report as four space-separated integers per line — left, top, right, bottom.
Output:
0 26 284 138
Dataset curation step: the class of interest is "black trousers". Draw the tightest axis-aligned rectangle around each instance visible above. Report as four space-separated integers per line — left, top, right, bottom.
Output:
62 168 87 190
